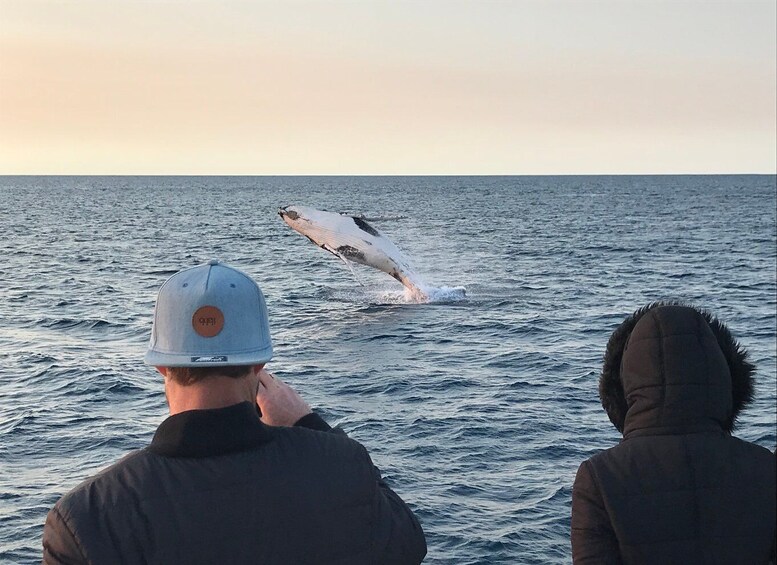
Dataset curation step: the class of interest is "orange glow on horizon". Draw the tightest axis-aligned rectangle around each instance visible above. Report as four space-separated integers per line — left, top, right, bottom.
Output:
1 1 775 174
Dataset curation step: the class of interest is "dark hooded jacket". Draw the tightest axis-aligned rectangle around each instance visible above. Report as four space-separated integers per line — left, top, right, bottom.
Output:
572 305 776 564
42 403 426 564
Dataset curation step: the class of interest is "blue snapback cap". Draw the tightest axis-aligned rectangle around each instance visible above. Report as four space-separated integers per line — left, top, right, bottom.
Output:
144 260 273 367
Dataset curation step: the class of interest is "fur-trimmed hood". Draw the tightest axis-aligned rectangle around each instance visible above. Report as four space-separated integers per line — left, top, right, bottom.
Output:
599 303 755 437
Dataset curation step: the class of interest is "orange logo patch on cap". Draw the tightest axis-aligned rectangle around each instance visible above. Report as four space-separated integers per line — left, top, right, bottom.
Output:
192 305 225 337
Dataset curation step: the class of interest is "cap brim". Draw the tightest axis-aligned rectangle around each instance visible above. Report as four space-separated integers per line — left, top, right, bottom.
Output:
144 345 273 367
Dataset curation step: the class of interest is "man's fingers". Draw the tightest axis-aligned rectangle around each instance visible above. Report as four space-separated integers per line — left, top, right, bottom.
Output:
257 369 275 388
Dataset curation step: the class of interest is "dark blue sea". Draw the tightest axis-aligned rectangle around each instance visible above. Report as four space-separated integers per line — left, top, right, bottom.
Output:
1 175 775 564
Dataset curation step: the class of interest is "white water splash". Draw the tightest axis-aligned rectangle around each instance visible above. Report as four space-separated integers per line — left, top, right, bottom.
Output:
370 284 467 304
421 285 468 303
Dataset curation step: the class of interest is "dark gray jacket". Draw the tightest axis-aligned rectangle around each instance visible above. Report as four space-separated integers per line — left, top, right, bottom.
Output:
572 305 776 564
43 402 426 564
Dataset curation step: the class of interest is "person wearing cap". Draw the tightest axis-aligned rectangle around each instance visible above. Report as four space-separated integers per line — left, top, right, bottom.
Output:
571 303 776 564
42 260 427 564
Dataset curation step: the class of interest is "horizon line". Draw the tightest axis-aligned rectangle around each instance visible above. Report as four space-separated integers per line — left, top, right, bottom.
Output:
2 172 776 178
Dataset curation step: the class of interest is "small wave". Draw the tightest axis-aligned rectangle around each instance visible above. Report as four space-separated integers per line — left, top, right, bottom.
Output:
37 318 126 331
508 380 548 389
102 380 148 396
0 413 37 435
365 333 400 341
19 353 58 365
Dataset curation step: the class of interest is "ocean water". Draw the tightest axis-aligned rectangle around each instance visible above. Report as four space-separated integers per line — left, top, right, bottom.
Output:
1 175 775 564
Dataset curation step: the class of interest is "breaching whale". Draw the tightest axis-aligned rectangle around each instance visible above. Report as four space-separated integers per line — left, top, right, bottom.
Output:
278 205 429 300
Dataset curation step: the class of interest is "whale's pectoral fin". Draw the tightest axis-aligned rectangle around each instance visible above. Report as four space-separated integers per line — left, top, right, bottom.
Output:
320 243 340 257
340 257 365 286
322 244 365 286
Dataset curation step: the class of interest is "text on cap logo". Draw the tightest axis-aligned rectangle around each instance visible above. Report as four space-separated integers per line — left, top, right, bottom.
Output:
192 305 225 337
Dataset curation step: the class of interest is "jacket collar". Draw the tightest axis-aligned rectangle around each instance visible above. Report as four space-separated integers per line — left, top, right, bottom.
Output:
149 401 273 458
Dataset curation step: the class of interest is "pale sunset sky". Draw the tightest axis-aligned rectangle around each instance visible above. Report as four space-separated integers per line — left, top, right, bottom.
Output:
1 0 775 174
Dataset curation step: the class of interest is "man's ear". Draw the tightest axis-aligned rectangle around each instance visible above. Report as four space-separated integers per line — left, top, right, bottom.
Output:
156 367 168 378
250 364 265 376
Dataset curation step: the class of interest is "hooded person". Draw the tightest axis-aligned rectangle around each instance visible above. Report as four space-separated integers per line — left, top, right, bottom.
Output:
42 260 426 565
572 303 776 564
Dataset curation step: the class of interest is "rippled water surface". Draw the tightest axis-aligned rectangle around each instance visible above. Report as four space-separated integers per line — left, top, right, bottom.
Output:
1 175 775 563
